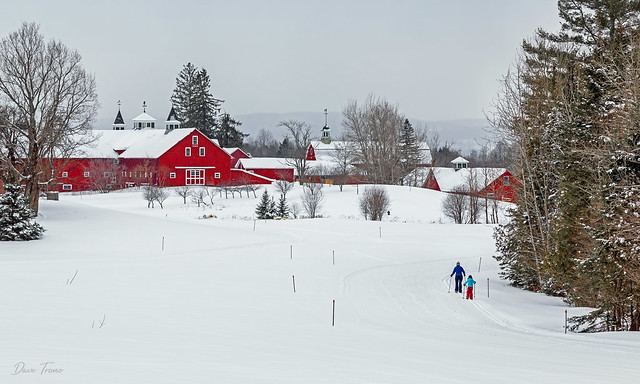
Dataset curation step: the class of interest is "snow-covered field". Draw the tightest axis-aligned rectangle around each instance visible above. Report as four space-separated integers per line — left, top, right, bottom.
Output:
1 184 638 383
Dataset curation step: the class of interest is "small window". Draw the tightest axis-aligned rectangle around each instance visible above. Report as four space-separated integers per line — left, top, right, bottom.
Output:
503 176 510 186
62 184 72 191
199 147 205 156
84 172 90 177
61 172 68 178
104 172 109 178
214 172 221 179
170 172 176 179
185 147 191 157
192 136 198 146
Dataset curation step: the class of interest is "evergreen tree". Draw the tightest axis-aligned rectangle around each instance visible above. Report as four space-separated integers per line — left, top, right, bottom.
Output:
255 190 277 219
276 194 289 219
399 119 420 180
0 183 45 241
492 0 640 331
170 63 222 138
277 138 291 157
213 113 247 147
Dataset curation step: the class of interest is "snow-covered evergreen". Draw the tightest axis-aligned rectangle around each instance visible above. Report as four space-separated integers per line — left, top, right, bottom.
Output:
0 184 45 241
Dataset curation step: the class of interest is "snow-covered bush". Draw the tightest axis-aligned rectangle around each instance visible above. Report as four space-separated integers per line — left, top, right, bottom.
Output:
359 186 390 221
0 183 45 241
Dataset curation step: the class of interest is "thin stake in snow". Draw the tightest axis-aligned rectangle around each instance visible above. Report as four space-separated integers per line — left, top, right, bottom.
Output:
290 245 293 260
292 275 296 293
253 219 256 231
162 236 165 251
379 227 381 238
332 250 335 266
478 257 482 272
487 278 490 298
565 310 568 334
332 300 335 326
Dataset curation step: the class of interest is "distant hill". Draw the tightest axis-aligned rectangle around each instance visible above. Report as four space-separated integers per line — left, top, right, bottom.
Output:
93 111 495 153
235 112 494 153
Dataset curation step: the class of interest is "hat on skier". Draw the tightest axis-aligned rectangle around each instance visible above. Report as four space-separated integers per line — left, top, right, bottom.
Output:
456 262 460 266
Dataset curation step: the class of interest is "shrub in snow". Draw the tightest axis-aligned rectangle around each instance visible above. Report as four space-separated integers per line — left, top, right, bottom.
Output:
276 194 289 219
255 190 276 219
359 186 390 221
0 183 45 241
301 183 324 218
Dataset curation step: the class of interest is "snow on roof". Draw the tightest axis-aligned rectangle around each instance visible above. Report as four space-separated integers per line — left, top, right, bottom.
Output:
73 128 197 159
224 147 241 155
451 156 469 164
238 157 291 170
118 128 195 158
132 112 157 121
428 167 507 192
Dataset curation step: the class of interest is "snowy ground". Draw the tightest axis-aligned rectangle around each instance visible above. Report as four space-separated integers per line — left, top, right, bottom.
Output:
1 184 638 383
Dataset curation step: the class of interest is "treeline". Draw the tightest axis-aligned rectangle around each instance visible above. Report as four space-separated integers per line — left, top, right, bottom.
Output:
492 0 640 331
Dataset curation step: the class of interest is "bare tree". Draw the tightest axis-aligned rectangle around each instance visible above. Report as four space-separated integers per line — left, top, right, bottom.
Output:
278 120 313 185
342 95 405 184
273 179 293 199
442 187 468 224
153 187 169 209
0 22 98 214
359 186 391 221
175 186 191 204
85 159 123 193
330 139 355 191
301 182 324 218
190 188 208 207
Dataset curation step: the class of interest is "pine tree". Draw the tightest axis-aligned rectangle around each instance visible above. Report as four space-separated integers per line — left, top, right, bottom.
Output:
276 194 289 219
213 113 247 147
492 0 640 331
255 190 277 219
399 119 420 180
170 63 222 138
0 183 45 241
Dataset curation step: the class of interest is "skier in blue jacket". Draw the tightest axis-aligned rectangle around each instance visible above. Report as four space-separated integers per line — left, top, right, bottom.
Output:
450 262 466 293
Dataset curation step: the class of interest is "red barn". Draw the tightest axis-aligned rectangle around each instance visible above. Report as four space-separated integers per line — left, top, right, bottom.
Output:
48 105 283 192
416 158 519 201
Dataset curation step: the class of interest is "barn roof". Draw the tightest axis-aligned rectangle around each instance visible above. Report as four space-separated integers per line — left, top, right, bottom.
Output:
405 167 508 191
237 157 290 170
73 128 209 159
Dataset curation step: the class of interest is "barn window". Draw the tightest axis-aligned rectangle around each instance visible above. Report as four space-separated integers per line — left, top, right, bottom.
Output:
214 172 221 179
170 172 176 179
84 172 90 177
104 172 109 178
199 147 205 156
503 176 510 186
62 184 72 191
62 172 68 178
185 147 191 157
192 136 198 146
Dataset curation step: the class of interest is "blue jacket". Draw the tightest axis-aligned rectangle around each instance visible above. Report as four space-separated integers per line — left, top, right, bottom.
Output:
451 265 465 277
464 277 477 287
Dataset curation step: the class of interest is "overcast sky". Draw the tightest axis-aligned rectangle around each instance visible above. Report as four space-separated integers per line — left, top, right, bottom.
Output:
1 0 560 125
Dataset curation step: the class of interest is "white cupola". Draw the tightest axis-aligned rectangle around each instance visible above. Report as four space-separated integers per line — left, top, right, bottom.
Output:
451 156 469 171
132 101 157 130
